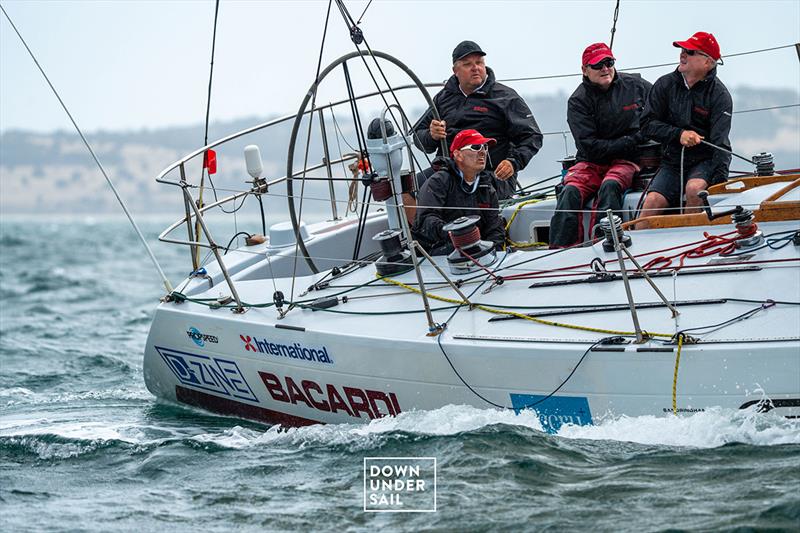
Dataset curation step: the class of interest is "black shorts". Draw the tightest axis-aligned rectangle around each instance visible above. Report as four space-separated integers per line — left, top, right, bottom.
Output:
647 159 714 207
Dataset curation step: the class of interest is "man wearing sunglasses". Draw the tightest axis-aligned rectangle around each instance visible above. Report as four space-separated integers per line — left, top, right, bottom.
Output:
412 40 543 200
549 42 652 248
412 129 505 255
641 31 732 215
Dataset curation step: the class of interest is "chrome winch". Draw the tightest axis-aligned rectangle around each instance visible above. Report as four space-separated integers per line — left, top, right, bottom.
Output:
442 216 497 275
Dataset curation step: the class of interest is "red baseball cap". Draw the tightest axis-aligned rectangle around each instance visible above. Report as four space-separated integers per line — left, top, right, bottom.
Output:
582 43 615 66
450 129 496 156
673 31 722 62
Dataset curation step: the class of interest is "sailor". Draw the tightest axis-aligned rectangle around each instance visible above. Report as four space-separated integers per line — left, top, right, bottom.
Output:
549 43 652 248
412 129 505 255
641 31 733 215
412 40 543 200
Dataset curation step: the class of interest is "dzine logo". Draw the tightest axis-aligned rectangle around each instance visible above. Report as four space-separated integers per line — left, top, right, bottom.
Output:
156 346 258 402
187 327 218 347
240 335 257 352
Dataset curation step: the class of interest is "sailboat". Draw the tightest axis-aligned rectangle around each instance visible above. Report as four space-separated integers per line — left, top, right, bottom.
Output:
139 6 799 432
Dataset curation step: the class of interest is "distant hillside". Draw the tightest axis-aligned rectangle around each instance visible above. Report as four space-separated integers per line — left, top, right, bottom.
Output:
1 87 797 215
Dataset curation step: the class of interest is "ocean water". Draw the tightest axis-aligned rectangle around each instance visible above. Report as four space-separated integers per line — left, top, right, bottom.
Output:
1 216 799 532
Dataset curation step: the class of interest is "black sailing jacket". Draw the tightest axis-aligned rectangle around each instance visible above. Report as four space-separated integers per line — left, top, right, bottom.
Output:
412 68 543 199
568 72 652 165
412 158 505 255
643 68 732 183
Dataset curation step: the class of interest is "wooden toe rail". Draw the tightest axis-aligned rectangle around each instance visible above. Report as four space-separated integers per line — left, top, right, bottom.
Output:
625 174 800 231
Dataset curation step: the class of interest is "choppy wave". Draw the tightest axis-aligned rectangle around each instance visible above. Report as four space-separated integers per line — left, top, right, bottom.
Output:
2 218 798 530
558 406 800 447
178 404 800 451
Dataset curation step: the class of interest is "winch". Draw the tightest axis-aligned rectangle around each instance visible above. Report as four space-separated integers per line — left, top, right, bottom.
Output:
732 208 764 249
598 214 632 252
373 229 413 276
752 152 774 176
442 216 497 275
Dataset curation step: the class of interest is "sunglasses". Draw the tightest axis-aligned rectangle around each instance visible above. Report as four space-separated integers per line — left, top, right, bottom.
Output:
460 143 488 153
588 58 615 70
682 48 710 59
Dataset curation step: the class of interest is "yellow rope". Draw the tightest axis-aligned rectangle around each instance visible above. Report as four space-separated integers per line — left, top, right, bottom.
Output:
507 239 549 249
672 333 685 415
503 198 550 249
377 274 674 338
505 198 541 229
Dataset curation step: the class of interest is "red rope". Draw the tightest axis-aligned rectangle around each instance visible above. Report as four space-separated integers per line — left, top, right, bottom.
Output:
449 227 481 249
503 225 769 281
641 224 759 272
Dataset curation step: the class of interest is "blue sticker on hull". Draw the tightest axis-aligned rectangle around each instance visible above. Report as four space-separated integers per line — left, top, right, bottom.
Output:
156 346 258 403
510 394 593 433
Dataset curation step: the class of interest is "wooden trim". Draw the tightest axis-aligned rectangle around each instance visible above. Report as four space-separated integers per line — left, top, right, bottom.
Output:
626 203 800 230
626 176 800 231
624 212 729 230
756 201 800 221
764 178 800 202
707 174 799 195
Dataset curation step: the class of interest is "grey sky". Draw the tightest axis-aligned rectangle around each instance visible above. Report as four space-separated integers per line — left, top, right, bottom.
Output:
1 0 798 134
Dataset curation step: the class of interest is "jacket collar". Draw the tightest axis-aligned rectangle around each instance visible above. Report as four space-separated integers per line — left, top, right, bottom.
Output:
443 157 492 187
581 70 619 93
444 67 497 96
671 66 717 87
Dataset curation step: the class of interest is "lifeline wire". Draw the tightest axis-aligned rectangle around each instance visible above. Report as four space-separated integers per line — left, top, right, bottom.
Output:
0 5 173 294
430 252 613 411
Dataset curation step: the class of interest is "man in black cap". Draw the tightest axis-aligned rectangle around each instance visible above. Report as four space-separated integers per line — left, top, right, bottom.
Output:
412 40 543 200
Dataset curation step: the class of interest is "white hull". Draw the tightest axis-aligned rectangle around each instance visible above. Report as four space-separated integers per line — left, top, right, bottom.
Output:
144 211 800 431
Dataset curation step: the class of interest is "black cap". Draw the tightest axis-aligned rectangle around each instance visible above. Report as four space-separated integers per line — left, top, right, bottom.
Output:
452 40 485 63
367 118 395 139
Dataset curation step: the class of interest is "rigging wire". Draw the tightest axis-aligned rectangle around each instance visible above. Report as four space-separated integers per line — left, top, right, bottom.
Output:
734 103 800 114
340 60 374 260
290 0 334 303
609 0 620 50
0 5 173 294
333 0 436 168
356 0 374 24
499 43 798 84
194 0 222 266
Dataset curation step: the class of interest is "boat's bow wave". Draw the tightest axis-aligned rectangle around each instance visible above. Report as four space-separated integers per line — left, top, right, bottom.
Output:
190 403 799 450
559 405 800 447
2 402 797 463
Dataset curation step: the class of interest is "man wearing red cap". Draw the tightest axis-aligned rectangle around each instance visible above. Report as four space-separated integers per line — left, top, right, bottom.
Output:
641 31 733 215
412 40 543 200
412 129 505 255
549 43 652 248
